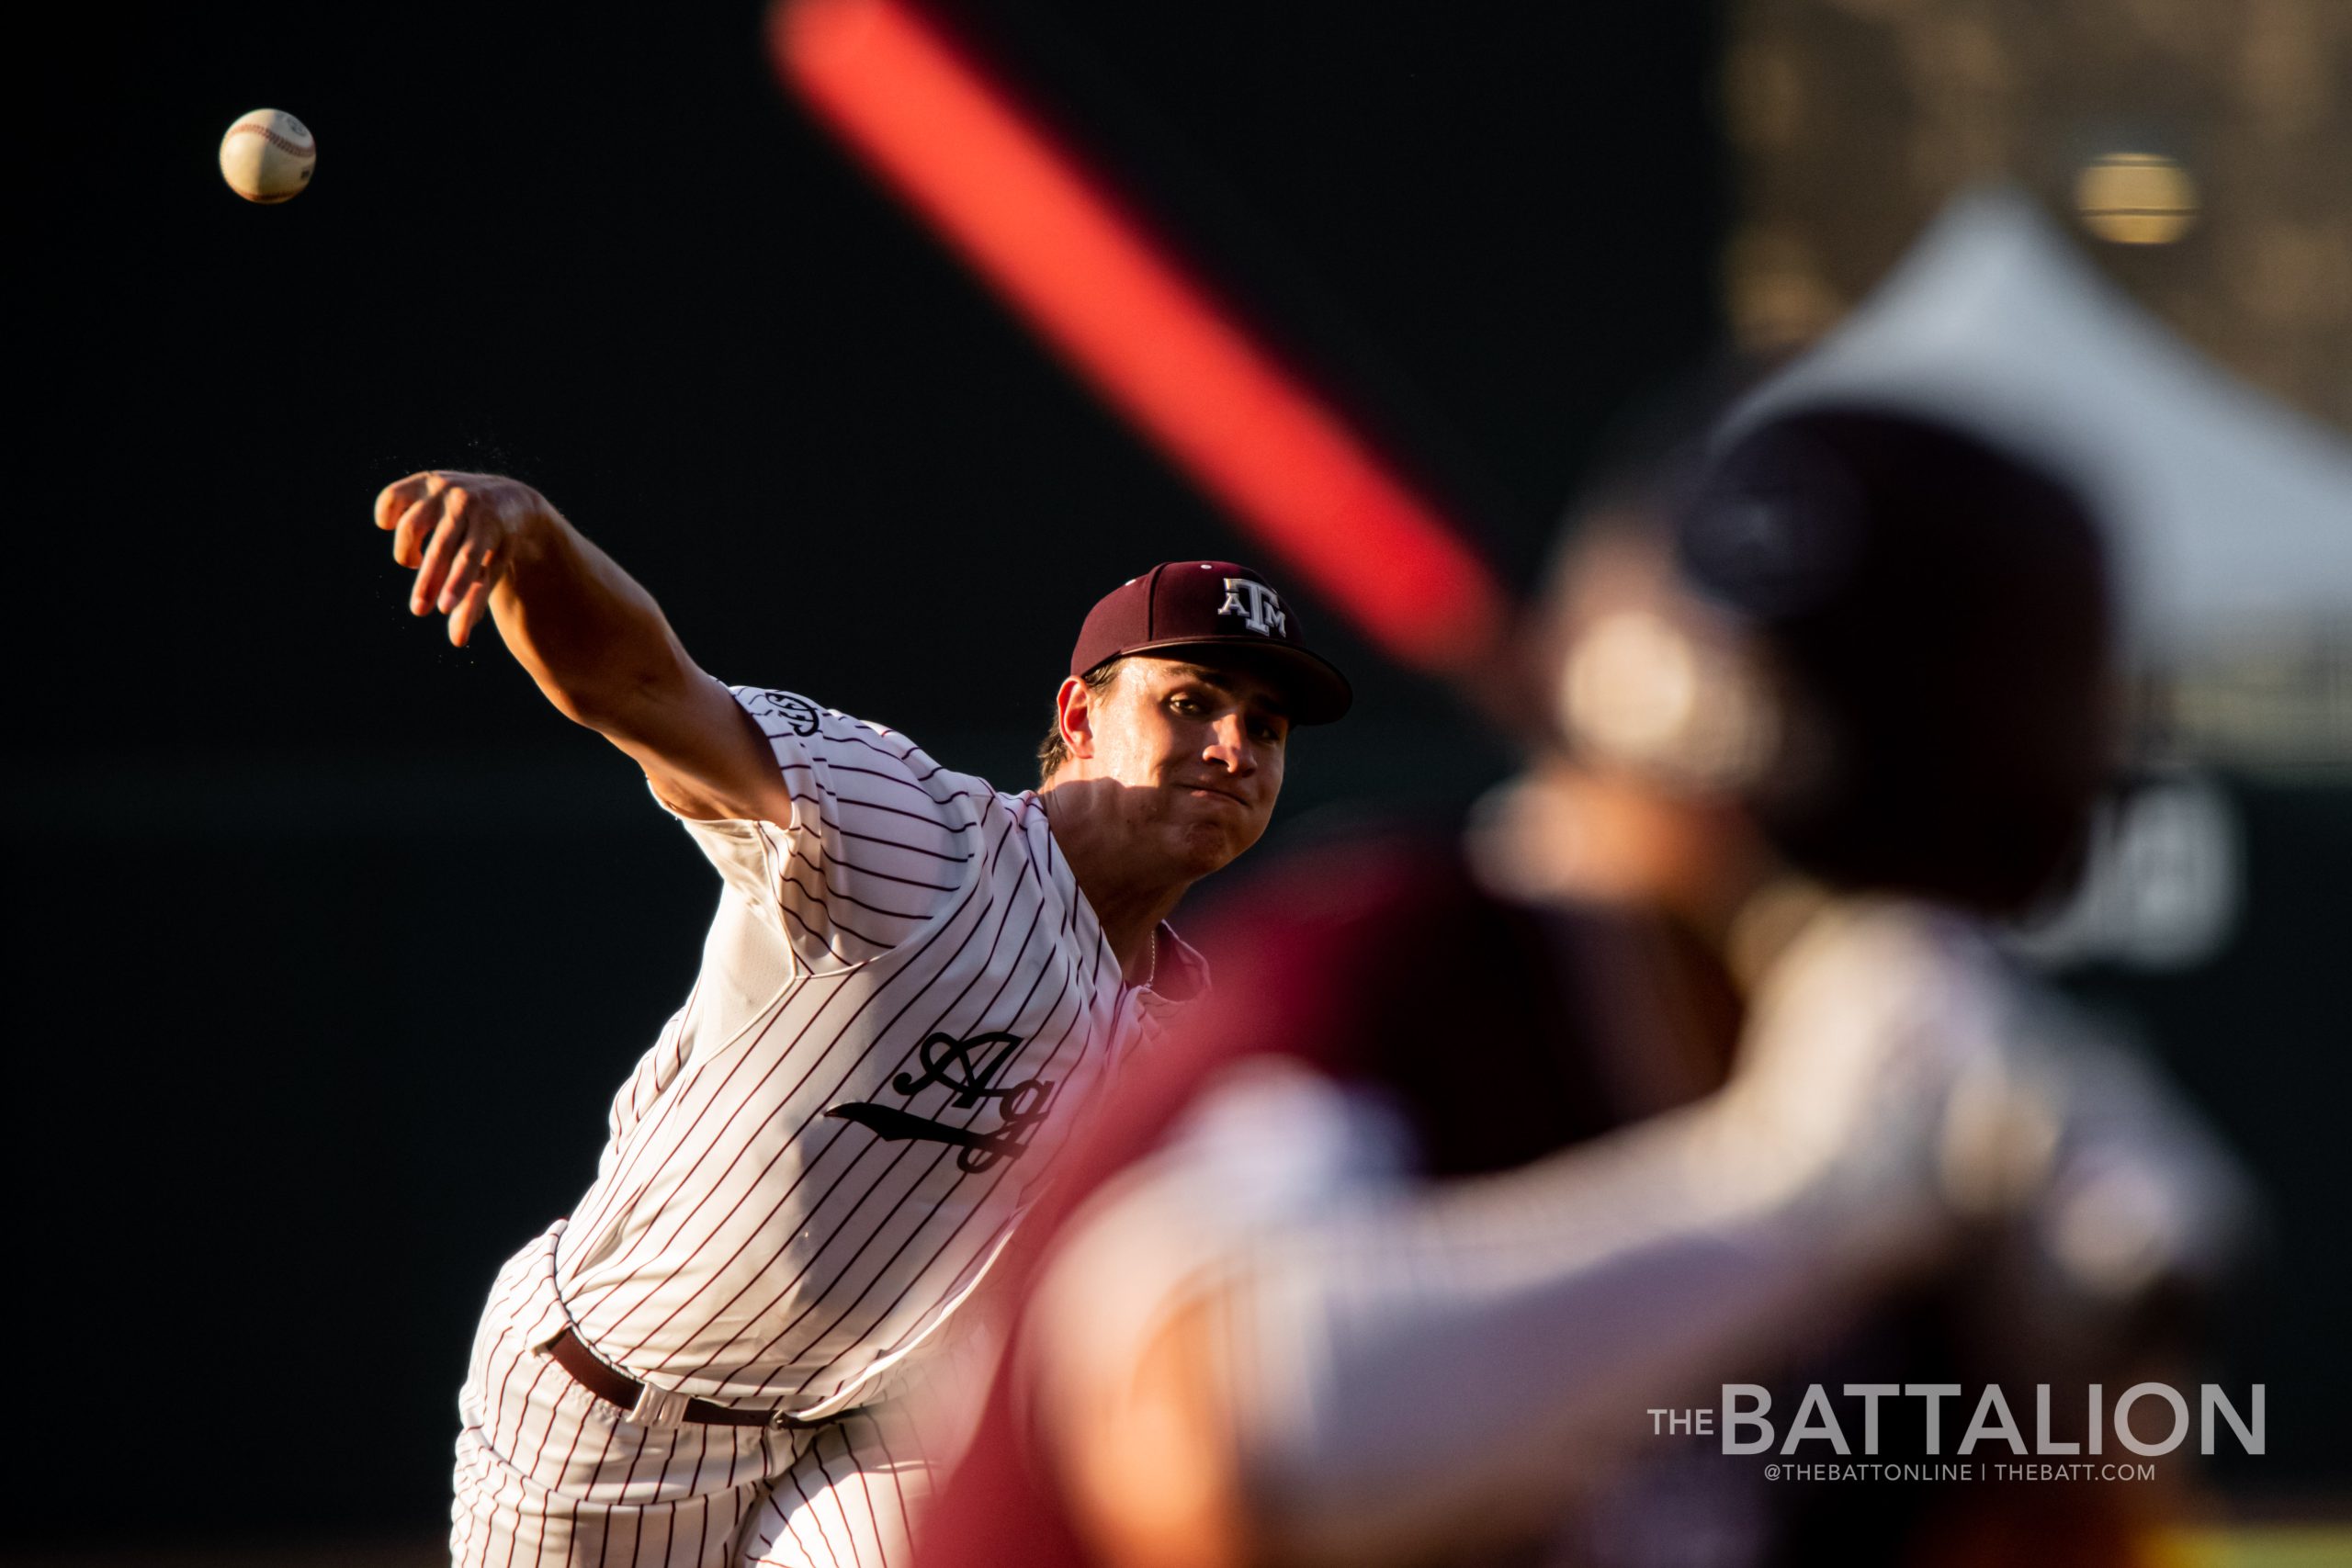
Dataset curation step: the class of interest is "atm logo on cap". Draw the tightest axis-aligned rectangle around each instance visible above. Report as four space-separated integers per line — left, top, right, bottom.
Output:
1218 578 1288 637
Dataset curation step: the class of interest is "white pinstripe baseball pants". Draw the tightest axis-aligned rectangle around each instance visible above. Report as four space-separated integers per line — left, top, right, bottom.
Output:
449 1226 959 1568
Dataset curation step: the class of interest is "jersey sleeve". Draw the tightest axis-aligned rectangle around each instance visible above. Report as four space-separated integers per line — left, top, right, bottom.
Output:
656 683 987 971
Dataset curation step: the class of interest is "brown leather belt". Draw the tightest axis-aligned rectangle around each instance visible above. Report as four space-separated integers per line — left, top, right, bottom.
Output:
547 1328 831 1430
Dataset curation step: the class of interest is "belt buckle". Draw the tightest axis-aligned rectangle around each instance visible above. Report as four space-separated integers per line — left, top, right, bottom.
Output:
768 1406 802 1431
629 1380 694 1428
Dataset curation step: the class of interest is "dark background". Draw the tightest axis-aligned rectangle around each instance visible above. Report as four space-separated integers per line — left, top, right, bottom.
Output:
13 0 2342 1553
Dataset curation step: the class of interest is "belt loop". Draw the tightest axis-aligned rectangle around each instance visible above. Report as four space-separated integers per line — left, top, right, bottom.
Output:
628 1380 695 1428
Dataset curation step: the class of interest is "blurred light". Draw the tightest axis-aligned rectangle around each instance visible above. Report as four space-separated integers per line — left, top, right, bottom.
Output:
773 0 1507 674
1561 612 1700 761
2074 152 2199 245
1724 226 1844 351
1724 43 1804 152
1558 611 1775 791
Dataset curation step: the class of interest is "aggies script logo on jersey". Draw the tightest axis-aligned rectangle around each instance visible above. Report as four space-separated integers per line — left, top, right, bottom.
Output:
1219 578 1288 637
825 1032 1056 1174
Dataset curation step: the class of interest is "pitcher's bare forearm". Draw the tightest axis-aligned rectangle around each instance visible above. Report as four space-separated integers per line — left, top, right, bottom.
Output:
481 510 683 724
375 469 786 822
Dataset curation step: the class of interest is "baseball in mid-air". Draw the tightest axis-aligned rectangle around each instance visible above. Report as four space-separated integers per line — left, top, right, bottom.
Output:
219 108 316 204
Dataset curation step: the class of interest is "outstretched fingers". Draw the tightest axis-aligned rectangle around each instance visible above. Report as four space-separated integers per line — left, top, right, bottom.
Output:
391 491 447 572
374 472 432 533
372 469 533 646
448 579 493 646
411 491 469 615
439 533 492 612
440 529 506 645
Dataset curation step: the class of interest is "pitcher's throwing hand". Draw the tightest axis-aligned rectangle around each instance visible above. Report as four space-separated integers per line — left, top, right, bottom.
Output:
376 469 552 644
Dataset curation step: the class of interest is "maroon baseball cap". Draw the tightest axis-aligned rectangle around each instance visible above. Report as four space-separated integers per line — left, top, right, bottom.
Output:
1070 561 1352 725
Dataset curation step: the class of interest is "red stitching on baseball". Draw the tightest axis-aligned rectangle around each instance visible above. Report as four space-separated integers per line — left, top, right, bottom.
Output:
228 122 315 159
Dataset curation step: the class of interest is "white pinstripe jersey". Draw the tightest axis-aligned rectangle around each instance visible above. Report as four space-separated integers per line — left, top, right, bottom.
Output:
514 684 1202 1419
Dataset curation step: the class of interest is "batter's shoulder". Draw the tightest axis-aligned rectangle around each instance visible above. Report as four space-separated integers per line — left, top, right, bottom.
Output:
1185 819 1628 1174
1193 819 1483 955
1170 823 1501 1066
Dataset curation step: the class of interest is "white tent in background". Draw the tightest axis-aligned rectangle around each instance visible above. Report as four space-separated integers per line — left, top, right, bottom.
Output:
1735 186 2352 664
1736 188 2352 966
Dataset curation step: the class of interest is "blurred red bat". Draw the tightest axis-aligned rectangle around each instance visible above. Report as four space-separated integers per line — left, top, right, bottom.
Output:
772 0 1509 679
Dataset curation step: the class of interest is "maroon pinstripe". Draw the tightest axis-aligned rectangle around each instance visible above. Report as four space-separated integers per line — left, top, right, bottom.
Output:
450 687 1199 1566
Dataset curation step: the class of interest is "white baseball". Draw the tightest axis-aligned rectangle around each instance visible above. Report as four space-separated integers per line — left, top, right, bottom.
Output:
219 108 317 204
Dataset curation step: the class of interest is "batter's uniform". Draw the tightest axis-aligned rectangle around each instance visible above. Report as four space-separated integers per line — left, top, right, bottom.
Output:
450 683 1206 1567
914 830 2247 1568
